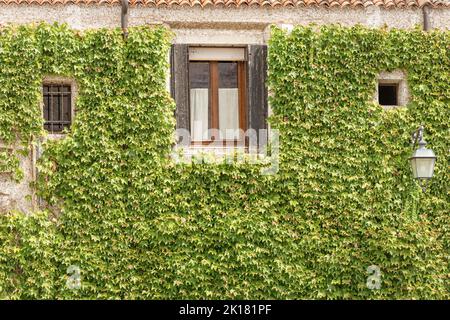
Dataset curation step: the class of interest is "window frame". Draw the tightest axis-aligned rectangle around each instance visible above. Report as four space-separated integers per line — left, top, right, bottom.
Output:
188 47 248 147
375 70 409 109
41 76 77 136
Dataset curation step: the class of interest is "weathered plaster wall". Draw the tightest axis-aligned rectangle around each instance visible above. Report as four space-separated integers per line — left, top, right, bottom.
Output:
0 144 35 213
0 5 449 32
0 4 449 213
0 5 449 49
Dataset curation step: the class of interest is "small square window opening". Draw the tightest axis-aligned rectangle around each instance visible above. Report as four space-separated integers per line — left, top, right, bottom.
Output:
378 83 398 106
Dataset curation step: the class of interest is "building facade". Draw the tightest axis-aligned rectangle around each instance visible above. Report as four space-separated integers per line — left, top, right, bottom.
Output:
0 0 449 213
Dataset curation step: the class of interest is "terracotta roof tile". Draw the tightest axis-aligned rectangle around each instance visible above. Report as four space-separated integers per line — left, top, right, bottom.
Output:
0 0 448 8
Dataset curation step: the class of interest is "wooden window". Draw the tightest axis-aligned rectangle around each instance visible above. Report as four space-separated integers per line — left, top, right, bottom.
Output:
171 45 268 150
189 60 246 145
43 84 72 133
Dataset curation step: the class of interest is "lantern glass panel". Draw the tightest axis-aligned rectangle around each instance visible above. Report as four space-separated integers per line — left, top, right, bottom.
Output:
411 157 435 179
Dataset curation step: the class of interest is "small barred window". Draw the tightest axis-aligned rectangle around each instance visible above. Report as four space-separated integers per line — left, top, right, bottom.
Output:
43 84 72 133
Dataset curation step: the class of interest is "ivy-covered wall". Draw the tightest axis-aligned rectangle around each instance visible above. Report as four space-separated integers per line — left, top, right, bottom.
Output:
0 23 448 299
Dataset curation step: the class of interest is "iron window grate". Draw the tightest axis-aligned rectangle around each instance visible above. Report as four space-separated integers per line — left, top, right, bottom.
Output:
43 84 72 133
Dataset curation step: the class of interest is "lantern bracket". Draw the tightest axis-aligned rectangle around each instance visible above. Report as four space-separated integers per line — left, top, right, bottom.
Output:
411 125 426 149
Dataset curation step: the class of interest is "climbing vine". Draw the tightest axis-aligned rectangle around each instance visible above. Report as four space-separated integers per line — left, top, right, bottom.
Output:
0 23 448 299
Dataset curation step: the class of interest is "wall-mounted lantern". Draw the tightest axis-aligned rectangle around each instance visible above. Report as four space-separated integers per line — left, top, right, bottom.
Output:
409 125 437 192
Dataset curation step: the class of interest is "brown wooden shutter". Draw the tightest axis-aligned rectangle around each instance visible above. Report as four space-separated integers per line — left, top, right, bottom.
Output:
247 45 268 149
170 44 190 133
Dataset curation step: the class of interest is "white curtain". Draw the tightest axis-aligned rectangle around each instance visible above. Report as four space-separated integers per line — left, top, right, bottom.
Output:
190 88 209 141
190 88 239 141
219 88 239 140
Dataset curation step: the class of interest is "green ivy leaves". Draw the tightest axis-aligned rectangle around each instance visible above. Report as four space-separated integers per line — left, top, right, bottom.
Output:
0 23 448 299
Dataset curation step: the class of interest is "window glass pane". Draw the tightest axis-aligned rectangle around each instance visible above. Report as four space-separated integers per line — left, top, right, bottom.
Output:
189 62 209 89
219 62 238 88
189 62 210 141
218 62 239 140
